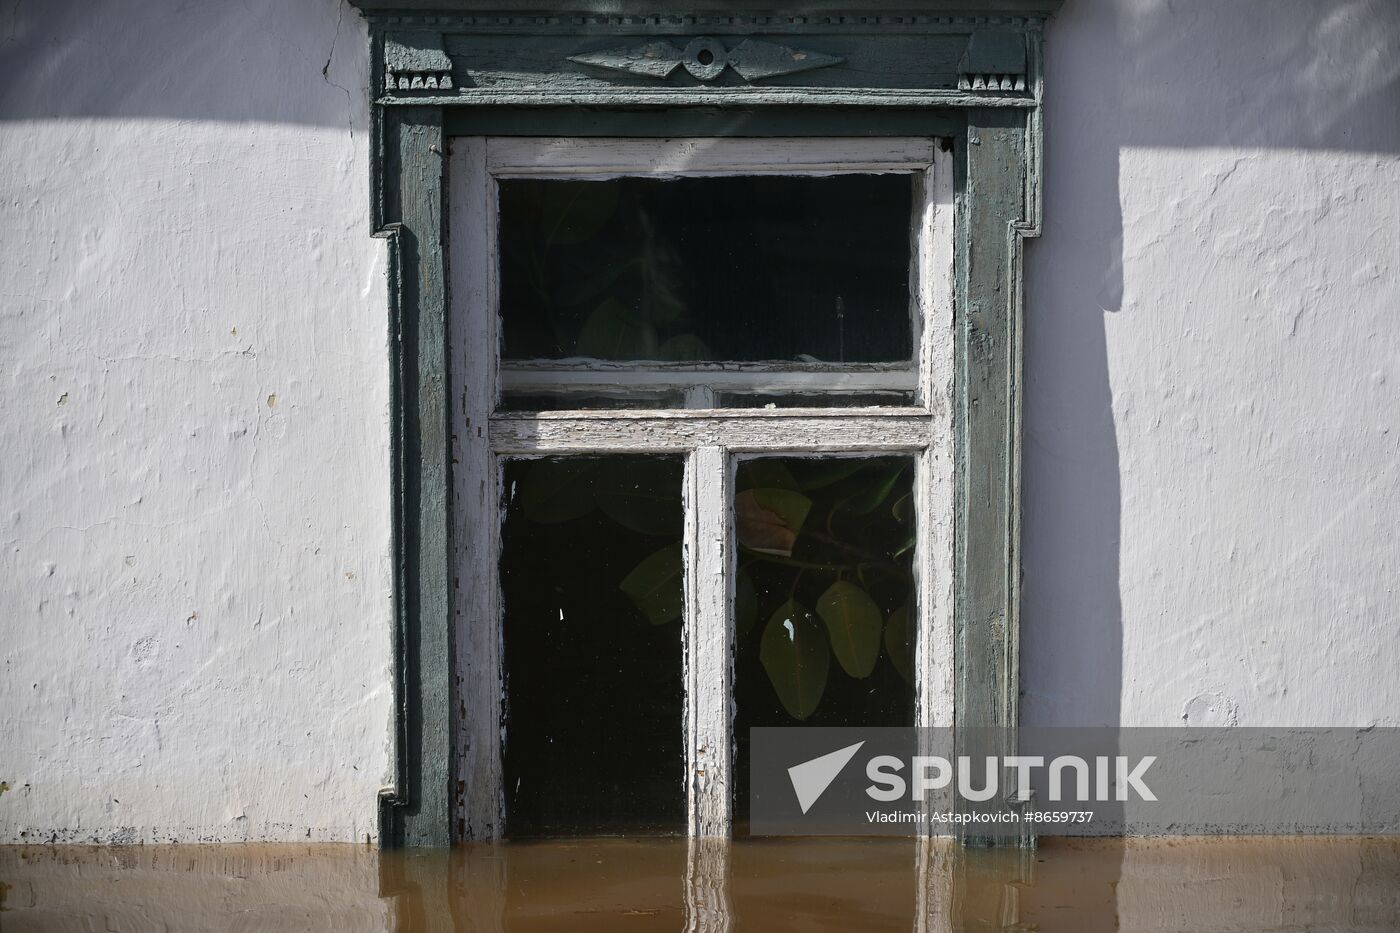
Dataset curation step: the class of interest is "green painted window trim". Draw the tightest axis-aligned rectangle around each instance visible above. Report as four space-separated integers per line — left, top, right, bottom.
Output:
350 2 1061 849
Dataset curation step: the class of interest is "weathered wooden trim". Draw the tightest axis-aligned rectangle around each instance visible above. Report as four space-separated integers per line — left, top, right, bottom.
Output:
365 3 1054 849
955 107 1029 844
448 140 504 841
382 89 1036 109
378 107 454 849
916 145 957 733
353 8 1054 112
685 446 733 837
445 107 967 139
490 411 933 453
486 134 934 174
350 1 1062 14
374 221 409 845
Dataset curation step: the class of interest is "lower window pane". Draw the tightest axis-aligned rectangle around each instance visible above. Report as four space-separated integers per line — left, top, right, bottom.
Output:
732 456 917 826
500 456 685 836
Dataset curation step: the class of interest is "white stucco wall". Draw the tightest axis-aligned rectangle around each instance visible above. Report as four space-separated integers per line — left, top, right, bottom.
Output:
0 0 392 843
1022 0 1400 728
0 0 1396 843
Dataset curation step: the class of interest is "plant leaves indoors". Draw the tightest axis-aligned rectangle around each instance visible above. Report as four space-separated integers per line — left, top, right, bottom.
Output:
594 459 683 537
816 580 883 678
760 600 829 720
619 543 684 625
735 488 812 557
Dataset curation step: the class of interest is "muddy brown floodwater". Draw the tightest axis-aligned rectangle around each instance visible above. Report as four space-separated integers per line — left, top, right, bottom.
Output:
1 836 1397 931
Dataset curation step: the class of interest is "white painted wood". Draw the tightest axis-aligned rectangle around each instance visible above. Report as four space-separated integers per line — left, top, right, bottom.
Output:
917 145 958 732
452 135 957 840
490 412 934 454
501 406 930 421
686 447 732 838
486 136 936 177
449 139 504 840
910 144 958 835
683 384 717 410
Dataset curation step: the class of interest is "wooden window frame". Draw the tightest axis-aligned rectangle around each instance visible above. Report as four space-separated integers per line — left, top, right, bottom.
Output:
452 136 956 839
350 0 1063 848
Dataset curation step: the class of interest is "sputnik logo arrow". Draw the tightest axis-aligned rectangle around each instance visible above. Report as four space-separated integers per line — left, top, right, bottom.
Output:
787 741 865 814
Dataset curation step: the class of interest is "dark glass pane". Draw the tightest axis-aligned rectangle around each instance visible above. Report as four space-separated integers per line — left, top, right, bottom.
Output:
498 392 683 412
718 391 916 409
501 456 686 836
731 456 917 826
499 175 914 363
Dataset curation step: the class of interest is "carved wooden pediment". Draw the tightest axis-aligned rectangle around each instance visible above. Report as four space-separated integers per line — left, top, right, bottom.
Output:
352 6 1058 108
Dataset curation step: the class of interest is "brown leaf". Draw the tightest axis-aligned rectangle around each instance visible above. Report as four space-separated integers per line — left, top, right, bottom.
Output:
735 488 810 557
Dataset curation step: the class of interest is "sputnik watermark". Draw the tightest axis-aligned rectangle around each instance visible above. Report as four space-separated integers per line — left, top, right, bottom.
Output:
752 726 1400 836
786 740 1156 815
863 753 1157 803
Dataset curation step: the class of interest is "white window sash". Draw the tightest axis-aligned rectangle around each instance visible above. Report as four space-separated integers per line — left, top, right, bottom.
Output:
449 136 955 839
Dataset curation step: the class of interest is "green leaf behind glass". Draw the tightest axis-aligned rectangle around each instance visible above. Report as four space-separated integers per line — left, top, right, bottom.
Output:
738 460 800 492
594 460 683 537
891 492 913 524
760 600 829 720
620 543 684 625
844 462 909 515
816 580 883 678
884 605 914 685
735 568 758 640
575 298 658 360
795 458 867 492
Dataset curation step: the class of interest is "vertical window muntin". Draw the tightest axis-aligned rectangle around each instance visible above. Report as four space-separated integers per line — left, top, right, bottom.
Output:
452 137 955 839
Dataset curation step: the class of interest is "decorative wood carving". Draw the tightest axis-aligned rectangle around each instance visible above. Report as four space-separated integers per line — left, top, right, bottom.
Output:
727 38 844 80
957 28 1027 91
568 36 843 82
566 40 684 78
384 31 453 91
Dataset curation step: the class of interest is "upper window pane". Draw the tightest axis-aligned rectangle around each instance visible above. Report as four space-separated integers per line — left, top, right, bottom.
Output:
498 174 914 364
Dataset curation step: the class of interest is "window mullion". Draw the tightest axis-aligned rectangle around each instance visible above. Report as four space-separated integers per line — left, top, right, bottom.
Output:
685 445 732 837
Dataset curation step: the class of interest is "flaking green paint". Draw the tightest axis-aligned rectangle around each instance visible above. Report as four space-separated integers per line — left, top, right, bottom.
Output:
350 0 1060 848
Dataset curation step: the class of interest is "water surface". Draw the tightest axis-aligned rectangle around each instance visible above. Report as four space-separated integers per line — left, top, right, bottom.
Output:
2 836 1397 931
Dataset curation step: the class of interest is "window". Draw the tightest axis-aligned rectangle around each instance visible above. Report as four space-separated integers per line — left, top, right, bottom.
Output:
451 137 956 839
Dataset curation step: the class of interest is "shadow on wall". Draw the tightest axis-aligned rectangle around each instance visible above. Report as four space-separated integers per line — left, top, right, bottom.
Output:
1021 0 1400 731
4 0 1396 739
0 0 364 127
